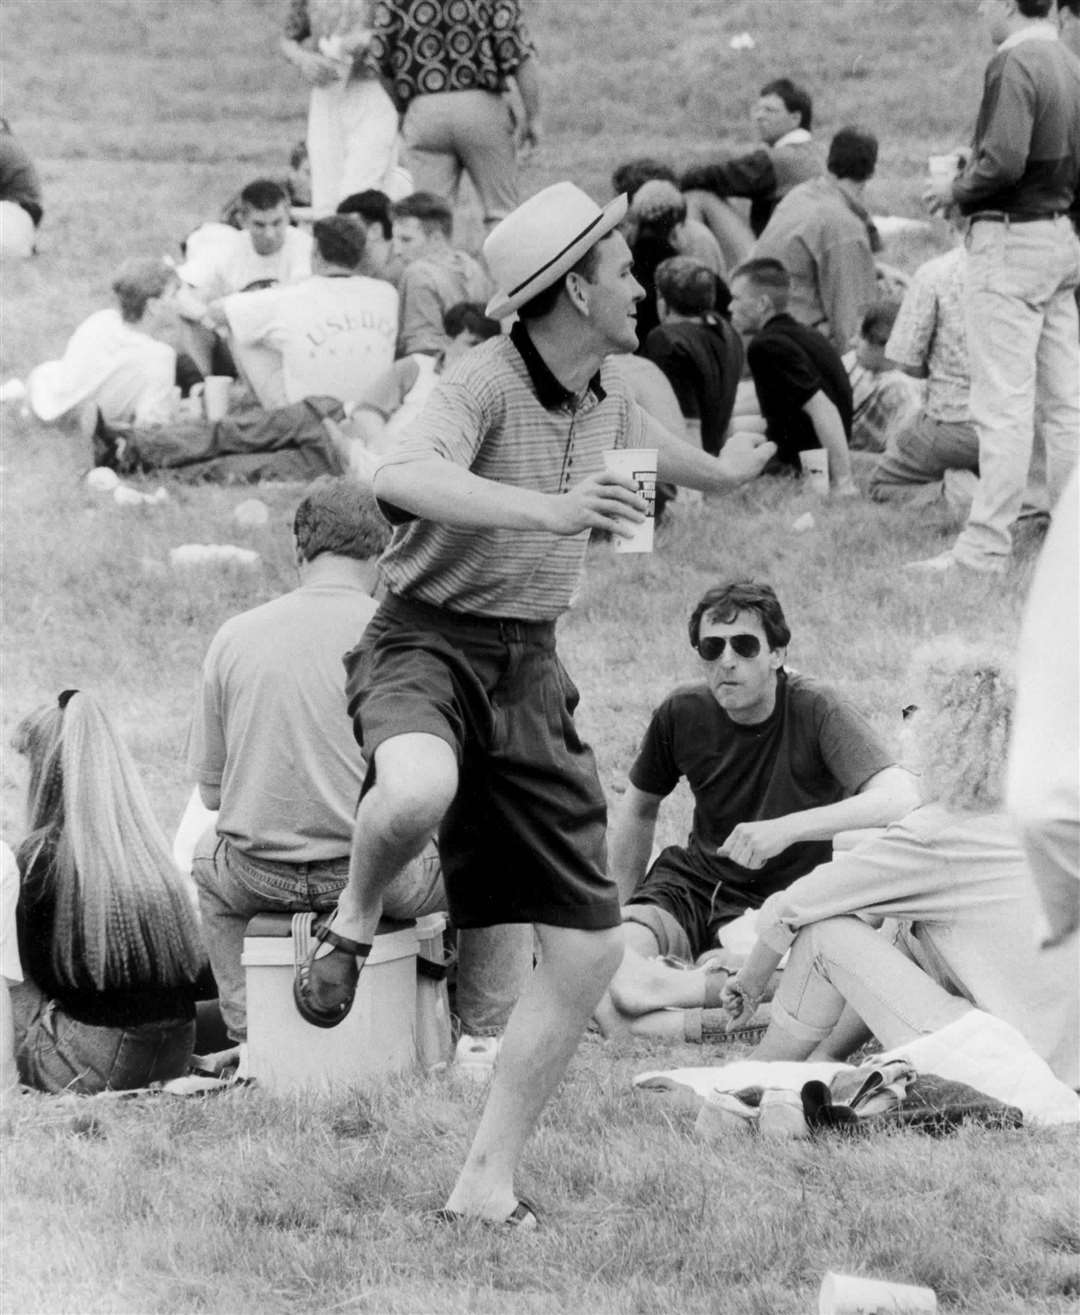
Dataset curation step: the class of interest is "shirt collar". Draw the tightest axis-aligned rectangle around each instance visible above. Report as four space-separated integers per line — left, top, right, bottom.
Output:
998 22 1058 51
772 127 812 149
510 320 606 410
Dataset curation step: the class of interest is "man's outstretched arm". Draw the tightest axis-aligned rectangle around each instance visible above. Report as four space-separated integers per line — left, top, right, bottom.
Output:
374 457 648 536
609 784 663 906
645 413 775 491
718 765 918 871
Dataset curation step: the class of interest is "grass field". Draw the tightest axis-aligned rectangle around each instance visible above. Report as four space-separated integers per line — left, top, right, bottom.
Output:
1 1 1078 1312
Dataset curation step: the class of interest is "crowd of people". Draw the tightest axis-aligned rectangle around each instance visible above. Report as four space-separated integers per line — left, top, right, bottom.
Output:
3 0 1079 1232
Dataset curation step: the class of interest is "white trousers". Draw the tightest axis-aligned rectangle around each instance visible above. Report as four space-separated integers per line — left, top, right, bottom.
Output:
307 77 400 214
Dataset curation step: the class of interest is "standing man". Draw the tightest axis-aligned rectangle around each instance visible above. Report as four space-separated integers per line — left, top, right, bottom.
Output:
729 258 858 494
292 181 774 1226
916 0 1080 574
369 0 541 231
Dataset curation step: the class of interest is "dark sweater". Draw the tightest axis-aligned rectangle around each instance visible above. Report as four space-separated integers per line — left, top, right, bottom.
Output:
954 33 1080 217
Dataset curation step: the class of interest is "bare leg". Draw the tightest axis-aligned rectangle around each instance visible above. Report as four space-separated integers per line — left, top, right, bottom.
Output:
444 922 623 1220
301 734 457 1017
752 917 971 1061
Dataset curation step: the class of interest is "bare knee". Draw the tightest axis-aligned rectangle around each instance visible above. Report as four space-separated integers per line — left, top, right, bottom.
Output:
367 736 458 842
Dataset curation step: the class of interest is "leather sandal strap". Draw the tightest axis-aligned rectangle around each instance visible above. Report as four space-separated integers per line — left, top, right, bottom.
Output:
315 924 372 957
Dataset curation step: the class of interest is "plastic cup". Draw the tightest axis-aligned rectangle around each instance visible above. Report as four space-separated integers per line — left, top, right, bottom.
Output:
201 375 232 422
602 447 657 553
819 1271 937 1314
799 448 830 495
927 152 960 185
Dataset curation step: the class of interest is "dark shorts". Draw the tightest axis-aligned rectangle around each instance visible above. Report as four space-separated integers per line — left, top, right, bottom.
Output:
624 844 759 959
343 594 619 932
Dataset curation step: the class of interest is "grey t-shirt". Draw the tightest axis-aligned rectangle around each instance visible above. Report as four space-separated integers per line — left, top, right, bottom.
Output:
188 581 376 862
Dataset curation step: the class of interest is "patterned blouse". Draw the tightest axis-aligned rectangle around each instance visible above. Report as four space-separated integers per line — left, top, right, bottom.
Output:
369 0 534 108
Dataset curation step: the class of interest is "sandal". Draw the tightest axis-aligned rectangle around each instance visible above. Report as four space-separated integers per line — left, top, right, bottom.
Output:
292 911 371 1029
432 1198 540 1231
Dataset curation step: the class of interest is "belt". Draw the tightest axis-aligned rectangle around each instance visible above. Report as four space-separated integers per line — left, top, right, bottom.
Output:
968 210 1065 224
383 592 556 644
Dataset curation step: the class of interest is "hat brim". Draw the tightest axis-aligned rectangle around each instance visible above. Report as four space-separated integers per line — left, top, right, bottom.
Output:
486 193 628 320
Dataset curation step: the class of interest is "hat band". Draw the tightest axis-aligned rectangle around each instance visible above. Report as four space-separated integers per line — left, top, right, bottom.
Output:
507 209 608 298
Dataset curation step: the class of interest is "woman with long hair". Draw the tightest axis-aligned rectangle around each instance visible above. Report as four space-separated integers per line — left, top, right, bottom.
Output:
722 641 1078 1089
8 690 207 1093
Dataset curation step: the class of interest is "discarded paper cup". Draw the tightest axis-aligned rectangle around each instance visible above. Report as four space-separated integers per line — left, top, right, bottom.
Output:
602 447 657 553
799 448 830 495
201 375 232 422
819 1271 937 1314
927 152 960 185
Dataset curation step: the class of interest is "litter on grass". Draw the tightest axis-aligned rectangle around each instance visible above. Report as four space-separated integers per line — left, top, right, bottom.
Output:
170 543 260 568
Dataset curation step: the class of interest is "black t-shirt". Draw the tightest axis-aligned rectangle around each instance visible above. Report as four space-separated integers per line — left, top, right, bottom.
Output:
747 313 853 467
644 315 744 457
629 670 894 905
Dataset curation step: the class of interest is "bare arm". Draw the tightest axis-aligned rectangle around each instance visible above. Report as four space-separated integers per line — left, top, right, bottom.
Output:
609 784 663 905
644 413 776 491
281 35 342 86
513 56 541 153
719 765 919 872
373 457 647 536
801 389 855 493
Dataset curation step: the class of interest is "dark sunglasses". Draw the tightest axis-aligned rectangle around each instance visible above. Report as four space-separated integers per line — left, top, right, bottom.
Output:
697 634 762 661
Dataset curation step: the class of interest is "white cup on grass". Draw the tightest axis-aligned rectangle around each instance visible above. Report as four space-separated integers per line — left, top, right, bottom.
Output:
799 448 829 495
602 447 657 553
819 1271 937 1314
201 375 232 422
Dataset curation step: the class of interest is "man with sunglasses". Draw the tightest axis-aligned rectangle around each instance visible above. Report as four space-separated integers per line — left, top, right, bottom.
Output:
597 581 917 1035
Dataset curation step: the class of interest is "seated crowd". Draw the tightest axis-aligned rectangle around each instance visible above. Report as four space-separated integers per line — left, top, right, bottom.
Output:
5 43 1076 1155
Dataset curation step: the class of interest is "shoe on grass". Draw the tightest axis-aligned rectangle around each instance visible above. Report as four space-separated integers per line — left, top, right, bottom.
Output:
453 1033 500 1081
433 1197 539 1230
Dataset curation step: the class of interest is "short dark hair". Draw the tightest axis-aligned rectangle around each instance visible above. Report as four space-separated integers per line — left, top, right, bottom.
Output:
860 299 902 345
611 158 677 204
731 257 790 311
313 215 366 270
516 242 603 322
337 189 393 240
759 78 813 131
688 582 791 651
292 477 390 563
443 301 502 340
654 256 716 316
112 258 175 323
391 191 453 238
1019 0 1055 15
827 127 878 183
1059 0 1080 17
240 178 289 212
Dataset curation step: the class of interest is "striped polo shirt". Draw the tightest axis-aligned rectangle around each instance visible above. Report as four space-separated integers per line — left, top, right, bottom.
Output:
374 323 649 620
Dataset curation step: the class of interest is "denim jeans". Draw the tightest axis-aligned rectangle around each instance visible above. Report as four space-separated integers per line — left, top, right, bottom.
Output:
193 832 530 1041
954 216 1080 568
767 917 970 1056
11 977 194 1094
869 414 979 501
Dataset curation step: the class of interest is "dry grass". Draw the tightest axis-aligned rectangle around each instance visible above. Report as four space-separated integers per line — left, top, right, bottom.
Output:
1 1 1078 1312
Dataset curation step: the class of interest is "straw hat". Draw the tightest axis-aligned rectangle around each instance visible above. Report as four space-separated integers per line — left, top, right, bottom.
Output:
483 182 627 320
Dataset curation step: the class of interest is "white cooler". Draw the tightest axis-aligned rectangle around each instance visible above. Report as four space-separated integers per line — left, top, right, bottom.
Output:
243 911 450 1094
